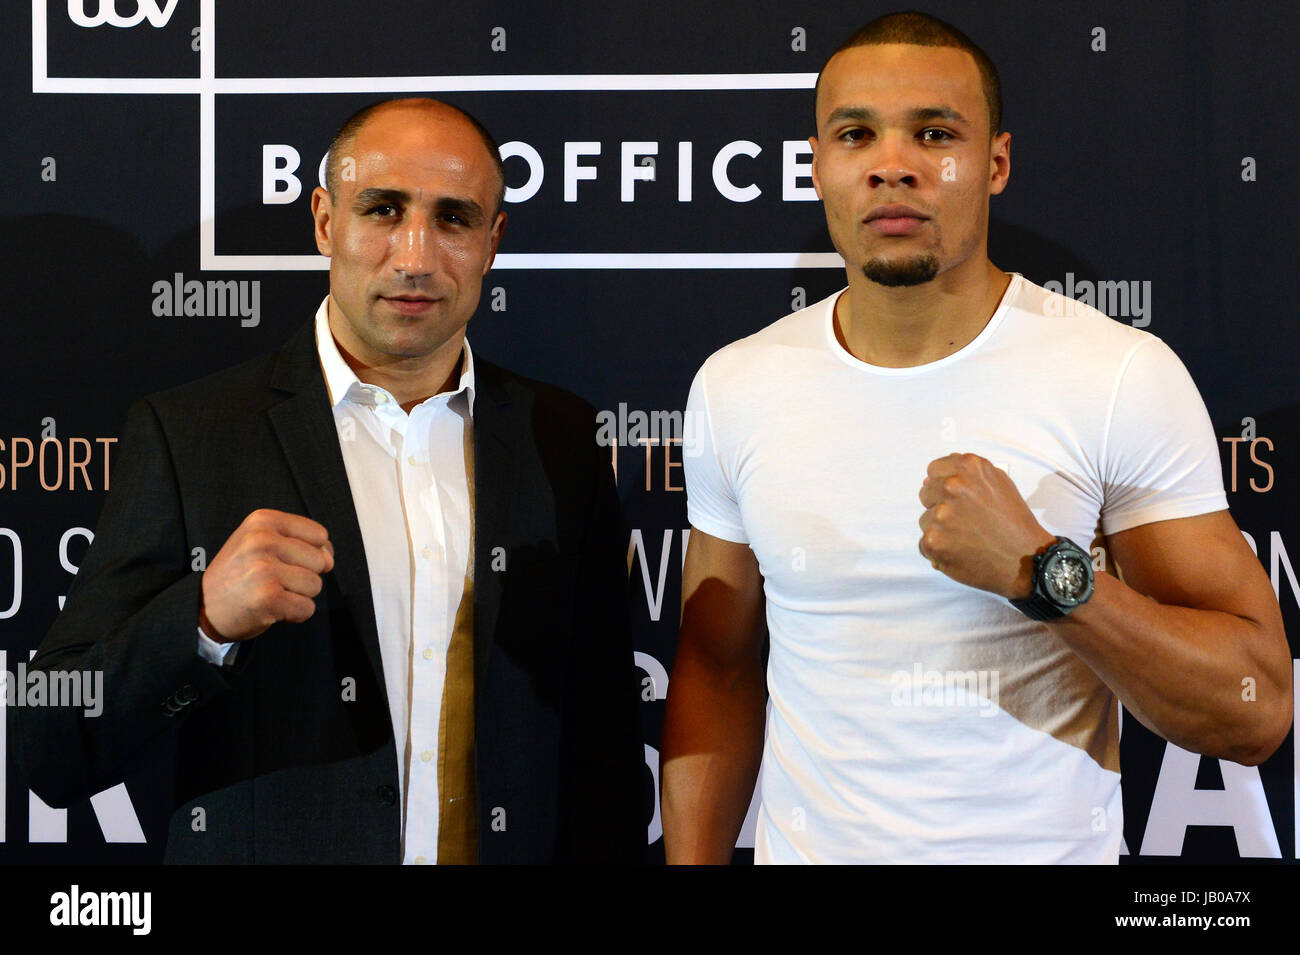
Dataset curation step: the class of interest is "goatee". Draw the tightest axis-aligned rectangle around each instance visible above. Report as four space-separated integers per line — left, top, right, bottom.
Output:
862 254 940 287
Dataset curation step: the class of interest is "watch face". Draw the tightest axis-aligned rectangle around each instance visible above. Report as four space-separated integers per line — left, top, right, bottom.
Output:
1043 552 1091 603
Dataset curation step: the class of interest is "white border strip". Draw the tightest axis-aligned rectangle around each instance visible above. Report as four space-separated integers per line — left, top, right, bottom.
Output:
38 73 818 94
35 76 205 93
209 252 845 271
199 0 216 269
31 0 45 94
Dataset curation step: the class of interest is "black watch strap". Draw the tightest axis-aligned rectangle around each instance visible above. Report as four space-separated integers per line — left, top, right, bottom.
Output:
1009 589 1066 621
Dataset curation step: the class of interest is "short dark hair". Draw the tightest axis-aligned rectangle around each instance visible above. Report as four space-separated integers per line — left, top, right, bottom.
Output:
816 11 1002 137
324 97 507 216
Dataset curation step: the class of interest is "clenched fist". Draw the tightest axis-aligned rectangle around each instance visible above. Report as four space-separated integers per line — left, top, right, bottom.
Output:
917 453 1056 599
197 509 334 643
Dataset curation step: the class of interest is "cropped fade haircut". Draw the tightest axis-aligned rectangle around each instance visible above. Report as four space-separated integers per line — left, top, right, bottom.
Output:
324 97 507 216
816 11 1002 137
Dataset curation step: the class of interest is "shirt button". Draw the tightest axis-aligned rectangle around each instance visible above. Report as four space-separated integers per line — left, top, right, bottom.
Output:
421 546 433 560
376 393 388 404
421 750 434 763
414 855 426 865
423 648 434 661
407 455 418 466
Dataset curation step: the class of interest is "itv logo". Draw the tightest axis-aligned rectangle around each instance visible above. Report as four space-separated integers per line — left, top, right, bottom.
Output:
67 0 179 29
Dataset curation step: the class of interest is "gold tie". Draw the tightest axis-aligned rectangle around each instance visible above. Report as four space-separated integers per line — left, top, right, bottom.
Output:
436 405 478 864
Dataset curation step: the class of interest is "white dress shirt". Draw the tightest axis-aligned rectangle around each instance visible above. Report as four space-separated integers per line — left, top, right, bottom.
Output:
200 296 475 864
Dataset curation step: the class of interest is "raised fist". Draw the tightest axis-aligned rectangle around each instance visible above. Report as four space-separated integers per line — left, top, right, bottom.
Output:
197 509 334 642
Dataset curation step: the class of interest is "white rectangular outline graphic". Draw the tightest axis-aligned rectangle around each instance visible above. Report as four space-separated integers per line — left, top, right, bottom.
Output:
33 0 843 271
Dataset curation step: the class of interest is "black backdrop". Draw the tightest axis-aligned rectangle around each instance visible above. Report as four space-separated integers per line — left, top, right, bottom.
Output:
0 0 1296 864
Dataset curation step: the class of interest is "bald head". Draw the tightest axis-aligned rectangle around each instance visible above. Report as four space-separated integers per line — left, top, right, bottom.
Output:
325 98 507 215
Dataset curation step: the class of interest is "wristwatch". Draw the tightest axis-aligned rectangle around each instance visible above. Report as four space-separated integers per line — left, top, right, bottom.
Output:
1009 537 1095 621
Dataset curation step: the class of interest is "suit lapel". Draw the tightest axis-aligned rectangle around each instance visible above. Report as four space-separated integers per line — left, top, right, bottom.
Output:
266 320 389 701
471 360 520 689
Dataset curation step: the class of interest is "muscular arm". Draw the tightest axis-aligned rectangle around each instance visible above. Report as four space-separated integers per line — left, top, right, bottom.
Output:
660 527 767 864
920 453 1292 767
1055 510 1291 765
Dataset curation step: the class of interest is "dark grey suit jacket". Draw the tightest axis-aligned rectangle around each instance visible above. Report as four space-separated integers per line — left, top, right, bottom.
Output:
14 319 646 863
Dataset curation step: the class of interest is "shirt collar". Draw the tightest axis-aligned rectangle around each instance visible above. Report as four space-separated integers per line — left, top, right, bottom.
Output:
313 295 476 416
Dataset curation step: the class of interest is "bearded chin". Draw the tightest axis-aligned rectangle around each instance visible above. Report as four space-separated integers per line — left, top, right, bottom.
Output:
862 254 940 287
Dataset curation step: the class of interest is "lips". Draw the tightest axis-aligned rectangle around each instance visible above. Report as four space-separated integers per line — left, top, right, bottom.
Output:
865 203 930 237
865 204 929 223
381 294 439 315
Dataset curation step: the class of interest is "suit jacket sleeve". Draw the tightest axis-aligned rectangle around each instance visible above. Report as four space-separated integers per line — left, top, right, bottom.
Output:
554 423 648 862
12 397 250 808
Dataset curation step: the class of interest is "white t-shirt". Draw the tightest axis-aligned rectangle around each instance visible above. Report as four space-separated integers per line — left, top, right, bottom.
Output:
683 273 1228 864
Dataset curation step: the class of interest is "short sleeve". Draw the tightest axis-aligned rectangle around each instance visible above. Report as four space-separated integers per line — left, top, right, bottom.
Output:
1099 337 1228 535
683 363 749 543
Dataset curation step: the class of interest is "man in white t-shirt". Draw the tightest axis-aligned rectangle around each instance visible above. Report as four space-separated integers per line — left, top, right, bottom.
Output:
660 11 1292 864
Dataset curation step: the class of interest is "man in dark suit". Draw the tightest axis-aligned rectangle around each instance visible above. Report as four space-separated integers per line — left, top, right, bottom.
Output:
13 98 646 863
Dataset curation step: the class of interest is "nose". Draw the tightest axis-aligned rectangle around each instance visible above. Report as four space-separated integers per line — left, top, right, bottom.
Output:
866 130 919 189
389 210 435 280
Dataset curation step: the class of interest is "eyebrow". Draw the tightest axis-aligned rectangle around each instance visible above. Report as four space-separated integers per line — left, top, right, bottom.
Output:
825 105 970 126
352 187 488 225
353 187 409 209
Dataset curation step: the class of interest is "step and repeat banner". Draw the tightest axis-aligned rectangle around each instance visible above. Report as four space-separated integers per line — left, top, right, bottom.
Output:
0 0 1296 865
